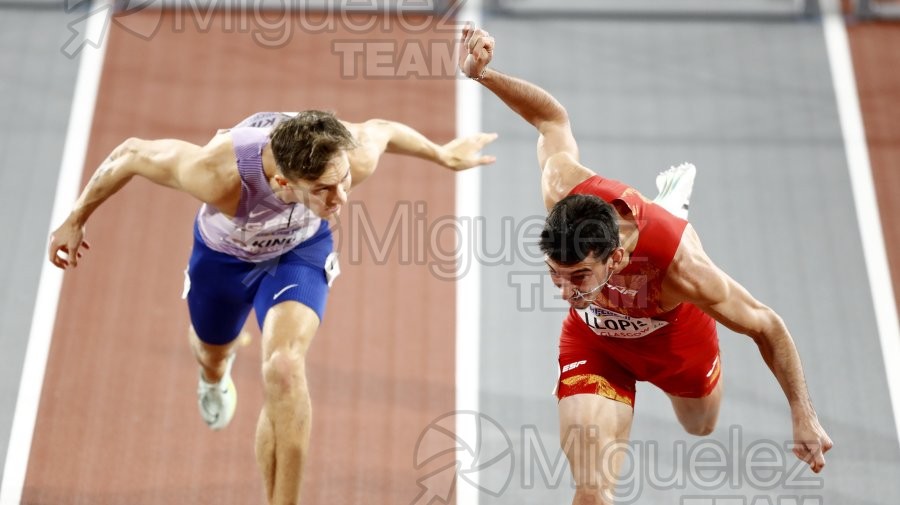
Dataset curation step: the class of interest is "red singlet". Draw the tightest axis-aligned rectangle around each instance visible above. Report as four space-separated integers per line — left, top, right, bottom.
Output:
556 176 721 407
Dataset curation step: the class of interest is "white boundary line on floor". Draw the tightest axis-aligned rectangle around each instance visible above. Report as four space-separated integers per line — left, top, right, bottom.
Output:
455 0 483 504
0 3 110 504
821 0 900 447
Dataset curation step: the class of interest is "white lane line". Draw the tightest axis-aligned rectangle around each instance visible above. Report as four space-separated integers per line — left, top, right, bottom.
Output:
0 4 110 504
821 0 900 447
455 1 483 504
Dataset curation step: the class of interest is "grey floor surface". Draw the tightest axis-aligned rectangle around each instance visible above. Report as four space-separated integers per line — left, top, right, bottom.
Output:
0 6 80 481
475 15 900 505
2 5 900 505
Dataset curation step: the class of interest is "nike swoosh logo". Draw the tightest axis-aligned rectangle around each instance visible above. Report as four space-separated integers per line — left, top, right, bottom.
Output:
248 210 269 219
273 284 300 301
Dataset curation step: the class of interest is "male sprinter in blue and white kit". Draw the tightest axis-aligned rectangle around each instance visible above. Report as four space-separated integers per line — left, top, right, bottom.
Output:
48 111 497 505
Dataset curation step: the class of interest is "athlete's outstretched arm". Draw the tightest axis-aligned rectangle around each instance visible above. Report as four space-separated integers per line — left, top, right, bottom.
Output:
458 24 579 170
459 25 592 210
48 136 233 269
666 228 834 474
343 119 497 188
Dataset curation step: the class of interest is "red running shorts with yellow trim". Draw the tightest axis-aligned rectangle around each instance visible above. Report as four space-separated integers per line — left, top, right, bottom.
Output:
556 302 721 408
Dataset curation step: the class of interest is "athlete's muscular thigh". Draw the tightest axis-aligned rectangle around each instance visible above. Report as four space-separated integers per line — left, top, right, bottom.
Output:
261 301 320 362
668 379 723 436
558 394 634 501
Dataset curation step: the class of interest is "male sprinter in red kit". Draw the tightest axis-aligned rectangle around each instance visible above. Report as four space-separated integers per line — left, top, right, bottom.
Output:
459 26 832 505
48 111 496 505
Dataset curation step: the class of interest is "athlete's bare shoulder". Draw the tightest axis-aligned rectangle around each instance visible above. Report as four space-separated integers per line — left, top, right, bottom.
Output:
541 152 596 210
196 132 240 180
182 132 242 212
338 119 382 186
201 130 233 153
660 224 726 309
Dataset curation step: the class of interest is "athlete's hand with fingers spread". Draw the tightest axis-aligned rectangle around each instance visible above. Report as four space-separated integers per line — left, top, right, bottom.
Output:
48 218 90 269
440 132 499 171
459 24 494 79
792 414 833 473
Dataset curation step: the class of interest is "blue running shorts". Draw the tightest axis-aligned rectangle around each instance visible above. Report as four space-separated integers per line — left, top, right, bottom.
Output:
184 220 338 345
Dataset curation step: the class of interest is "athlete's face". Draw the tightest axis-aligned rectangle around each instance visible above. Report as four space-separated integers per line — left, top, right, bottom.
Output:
546 254 613 310
280 151 352 218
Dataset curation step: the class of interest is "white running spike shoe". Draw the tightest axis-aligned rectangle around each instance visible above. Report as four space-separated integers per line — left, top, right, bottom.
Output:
197 353 237 431
653 162 697 220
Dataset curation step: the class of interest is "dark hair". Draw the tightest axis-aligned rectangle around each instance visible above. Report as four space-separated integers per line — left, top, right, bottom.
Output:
269 110 356 182
539 194 620 265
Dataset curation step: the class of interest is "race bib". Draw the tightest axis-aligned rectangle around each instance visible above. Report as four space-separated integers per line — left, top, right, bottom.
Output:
575 305 669 339
227 216 310 255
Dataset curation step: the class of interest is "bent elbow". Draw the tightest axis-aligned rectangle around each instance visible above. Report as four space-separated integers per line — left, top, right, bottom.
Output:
761 306 787 336
102 138 149 181
747 307 786 344
536 109 570 135
114 137 143 160
556 103 571 123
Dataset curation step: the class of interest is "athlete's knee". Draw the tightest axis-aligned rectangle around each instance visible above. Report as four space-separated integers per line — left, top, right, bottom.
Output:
262 347 308 396
561 432 623 505
685 424 715 437
672 389 721 437
681 417 717 436
192 340 227 361
573 486 614 505
566 452 619 505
